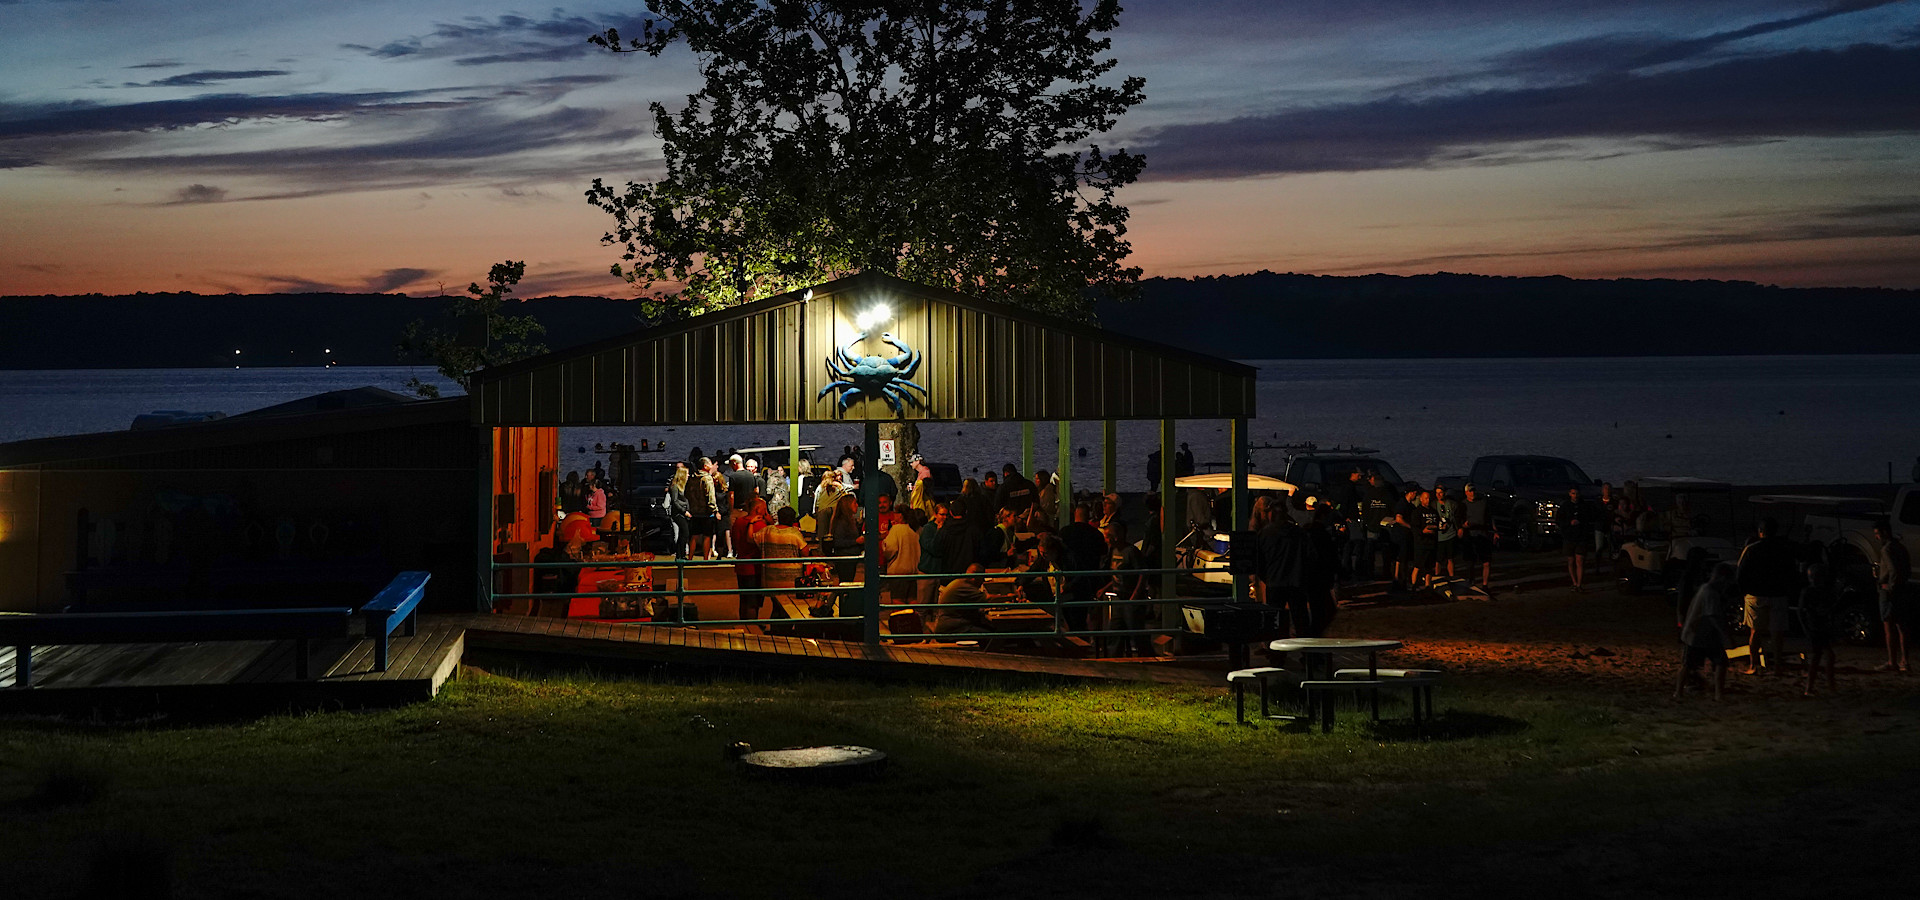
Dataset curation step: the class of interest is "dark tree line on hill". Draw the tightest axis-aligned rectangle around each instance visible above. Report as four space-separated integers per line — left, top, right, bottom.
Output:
3 272 1916 368
1096 272 1920 359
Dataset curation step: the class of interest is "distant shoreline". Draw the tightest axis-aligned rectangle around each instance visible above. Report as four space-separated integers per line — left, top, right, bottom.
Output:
7 272 1919 368
8 351 1920 372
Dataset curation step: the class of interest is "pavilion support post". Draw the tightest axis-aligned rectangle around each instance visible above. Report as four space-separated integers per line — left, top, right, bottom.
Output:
789 424 801 492
1231 417 1251 602
1159 420 1178 620
476 427 495 614
1056 421 1072 528
1021 422 1034 479
1102 420 1117 495
862 421 882 646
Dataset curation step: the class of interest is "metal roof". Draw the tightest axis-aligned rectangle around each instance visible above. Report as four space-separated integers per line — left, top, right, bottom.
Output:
468 272 1256 426
0 397 467 468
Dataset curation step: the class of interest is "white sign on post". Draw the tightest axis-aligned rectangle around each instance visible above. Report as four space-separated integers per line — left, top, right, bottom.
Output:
878 439 897 465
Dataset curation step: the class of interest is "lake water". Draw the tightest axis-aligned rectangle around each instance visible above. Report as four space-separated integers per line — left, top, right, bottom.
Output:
3 357 1917 488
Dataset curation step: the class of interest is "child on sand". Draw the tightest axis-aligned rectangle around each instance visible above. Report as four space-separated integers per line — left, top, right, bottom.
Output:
1798 563 1840 696
1675 562 1737 700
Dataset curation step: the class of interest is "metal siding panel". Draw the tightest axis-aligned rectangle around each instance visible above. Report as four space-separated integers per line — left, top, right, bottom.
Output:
529 366 562 423
1131 352 1157 420
565 357 595 423
1162 361 1189 419
661 334 685 424
502 373 532 425
631 343 654 423
594 350 624 422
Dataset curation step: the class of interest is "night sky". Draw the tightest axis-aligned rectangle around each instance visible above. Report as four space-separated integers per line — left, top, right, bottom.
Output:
3 0 1917 297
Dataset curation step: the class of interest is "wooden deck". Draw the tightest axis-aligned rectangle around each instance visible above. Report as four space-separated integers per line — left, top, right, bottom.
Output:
455 614 1222 686
0 616 465 716
0 611 1220 717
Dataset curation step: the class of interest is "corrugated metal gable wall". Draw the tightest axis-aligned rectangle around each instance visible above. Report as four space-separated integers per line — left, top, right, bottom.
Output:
475 281 1253 425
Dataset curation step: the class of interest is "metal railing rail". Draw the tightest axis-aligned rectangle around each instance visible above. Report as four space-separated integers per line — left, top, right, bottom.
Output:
488 554 866 626
486 554 1230 637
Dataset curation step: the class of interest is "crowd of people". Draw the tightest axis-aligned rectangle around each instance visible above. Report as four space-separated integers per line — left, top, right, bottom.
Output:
1675 515 1913 699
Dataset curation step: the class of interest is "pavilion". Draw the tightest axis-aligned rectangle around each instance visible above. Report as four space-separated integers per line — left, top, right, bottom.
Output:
466 271 1258 644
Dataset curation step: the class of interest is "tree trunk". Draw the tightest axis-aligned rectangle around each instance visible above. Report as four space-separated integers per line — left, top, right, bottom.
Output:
880 420 920 500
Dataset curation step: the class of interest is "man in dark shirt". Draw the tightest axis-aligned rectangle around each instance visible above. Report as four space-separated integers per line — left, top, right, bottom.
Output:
1103 521 1151 657
1057 503 1109 633
1252 500 1311 641
1361 472 1399 582
936 500 978 581
994 464 1036 514
1557 486 1592 592
1875 519 1910 672
1736 517 1802 674
725 455 759 517
1390 484 1418 591
1460 483 1496 590
1410 490 1440 590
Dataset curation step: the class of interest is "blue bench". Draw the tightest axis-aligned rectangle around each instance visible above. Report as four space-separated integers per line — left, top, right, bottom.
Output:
361 571 431 672
1 607 354 687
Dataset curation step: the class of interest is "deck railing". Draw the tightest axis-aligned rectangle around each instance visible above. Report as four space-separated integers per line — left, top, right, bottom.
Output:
487 554 1226 642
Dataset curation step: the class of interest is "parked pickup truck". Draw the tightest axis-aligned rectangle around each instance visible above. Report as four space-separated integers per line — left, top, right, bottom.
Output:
1278 452 1407 513
1747 485 1920 644
1450 455 1601 550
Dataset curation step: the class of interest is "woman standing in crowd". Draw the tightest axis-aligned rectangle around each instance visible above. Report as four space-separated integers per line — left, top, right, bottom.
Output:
666 466 692 559
813 470 845 543
828 493 864 583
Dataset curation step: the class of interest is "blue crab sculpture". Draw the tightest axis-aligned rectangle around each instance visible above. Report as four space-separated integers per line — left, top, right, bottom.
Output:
819 331 928 413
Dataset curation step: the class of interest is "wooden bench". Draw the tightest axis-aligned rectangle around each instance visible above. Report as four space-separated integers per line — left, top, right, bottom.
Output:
1 607 353 687
1334 668 1443 723
1227 667 1299 723
361 571 431 672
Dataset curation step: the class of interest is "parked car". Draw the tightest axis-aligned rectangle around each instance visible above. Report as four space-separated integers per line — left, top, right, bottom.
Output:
1277 452 1407 503
921 462 965 500
1746 493 1890 645
607 452 684 551
1614 476 1738 599
1459 454 1599 550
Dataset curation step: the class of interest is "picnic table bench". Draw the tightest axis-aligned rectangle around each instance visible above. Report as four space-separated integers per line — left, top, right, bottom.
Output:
361 571 430 672
1 607 353 687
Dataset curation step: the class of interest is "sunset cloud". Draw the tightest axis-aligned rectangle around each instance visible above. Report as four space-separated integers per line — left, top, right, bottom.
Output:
1137 44 1920 179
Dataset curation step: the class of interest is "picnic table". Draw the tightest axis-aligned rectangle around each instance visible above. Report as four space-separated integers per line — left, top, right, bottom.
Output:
1268 637 1402 680
1267 637 1406 731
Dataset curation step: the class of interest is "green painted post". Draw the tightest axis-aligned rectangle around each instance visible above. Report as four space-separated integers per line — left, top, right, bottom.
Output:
1021 421 1034 479
789 423 801 496
1232 418 1251 602
1102 420 1117 495
1160 419 1178 615
1056 420 1072 528
862 421 882 646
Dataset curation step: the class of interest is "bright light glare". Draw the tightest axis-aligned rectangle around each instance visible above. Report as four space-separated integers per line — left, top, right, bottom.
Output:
855 304 892 330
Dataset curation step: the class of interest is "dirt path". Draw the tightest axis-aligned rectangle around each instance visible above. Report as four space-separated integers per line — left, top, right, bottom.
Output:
1327 558 1911 699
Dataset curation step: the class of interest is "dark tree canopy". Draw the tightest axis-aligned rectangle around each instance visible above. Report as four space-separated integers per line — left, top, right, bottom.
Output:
588 0 1146 319
398 260 547 398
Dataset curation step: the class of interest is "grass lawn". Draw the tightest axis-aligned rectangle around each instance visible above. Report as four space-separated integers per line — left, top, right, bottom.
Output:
5 650 1918 899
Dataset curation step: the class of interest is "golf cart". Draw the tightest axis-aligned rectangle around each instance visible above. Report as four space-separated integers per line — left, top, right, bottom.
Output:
1615 476 1739 599
1747 494 1887 645
1171 472 1296 585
